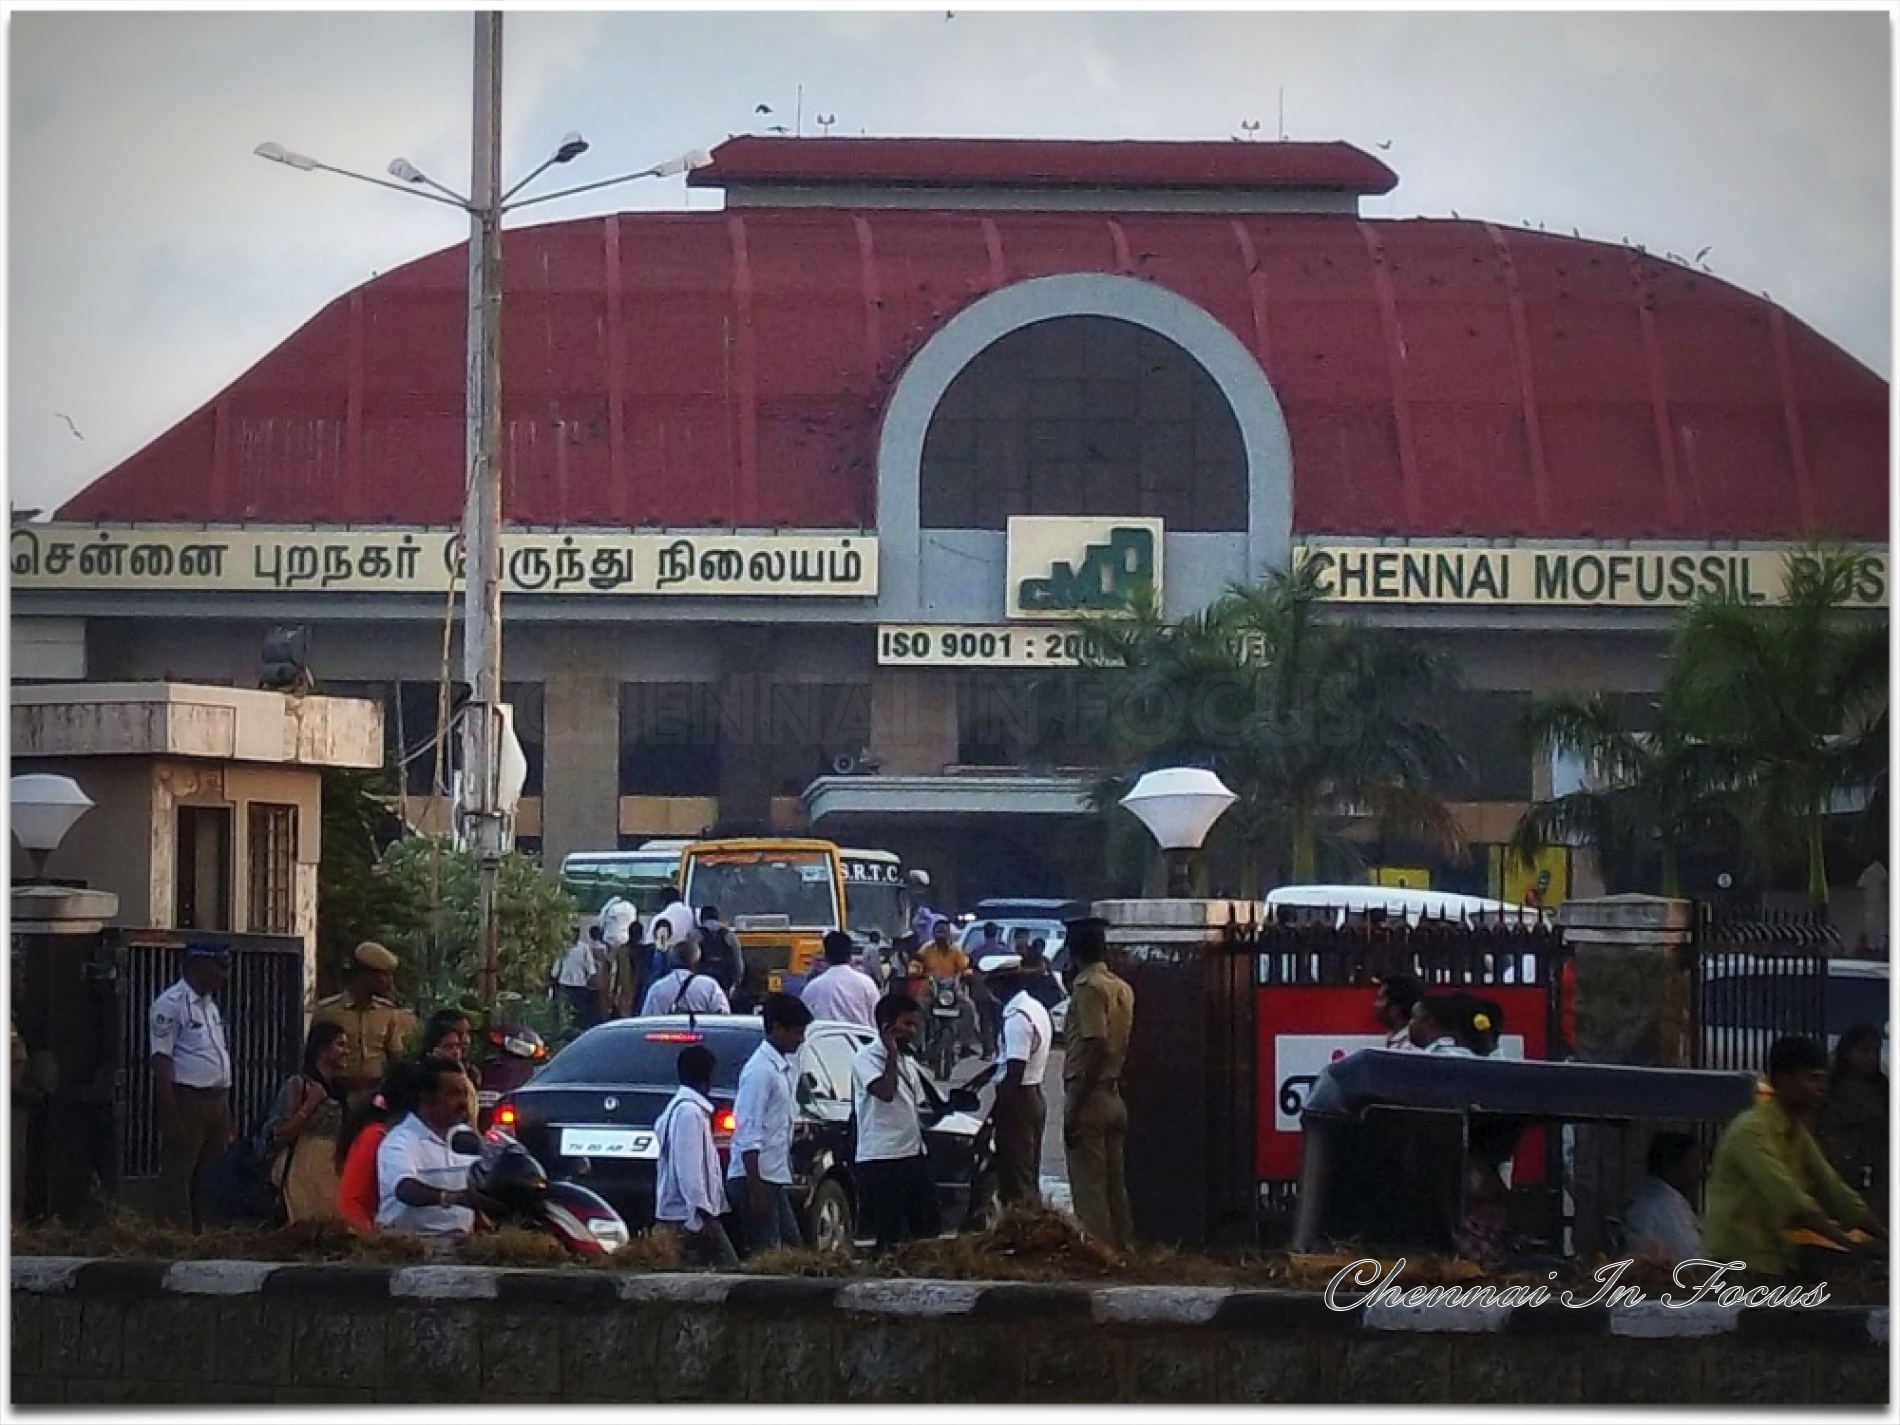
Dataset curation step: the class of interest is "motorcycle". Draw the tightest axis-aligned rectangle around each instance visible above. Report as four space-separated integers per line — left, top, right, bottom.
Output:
474 1023 547 1133
920 1058 1005 1232
922 975 967 1082
451 1126 631 1258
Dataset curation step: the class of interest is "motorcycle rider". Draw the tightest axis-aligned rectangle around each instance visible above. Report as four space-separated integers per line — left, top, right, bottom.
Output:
918 917 979 1064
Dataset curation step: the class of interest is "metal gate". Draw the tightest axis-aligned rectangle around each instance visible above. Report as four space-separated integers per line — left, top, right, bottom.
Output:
1690 906 1837 1074
116 929 307 1179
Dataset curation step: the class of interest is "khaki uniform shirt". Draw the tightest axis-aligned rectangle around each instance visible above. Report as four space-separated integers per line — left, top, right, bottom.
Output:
1062 961 1134 1110
311 993 416 1088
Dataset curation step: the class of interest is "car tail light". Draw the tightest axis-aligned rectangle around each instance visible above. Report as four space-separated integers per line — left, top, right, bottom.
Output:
713 1107 736 1137
494 1102 518 1130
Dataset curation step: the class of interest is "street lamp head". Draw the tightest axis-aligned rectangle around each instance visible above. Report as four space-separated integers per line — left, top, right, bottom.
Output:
1120 767 1238 852
388 158 428 184
554 132 590 164
11 773 95 880
651 148 714 180
255 142 317 172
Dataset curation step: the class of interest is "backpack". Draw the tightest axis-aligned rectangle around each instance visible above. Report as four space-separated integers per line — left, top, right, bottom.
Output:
201 1101 288 1228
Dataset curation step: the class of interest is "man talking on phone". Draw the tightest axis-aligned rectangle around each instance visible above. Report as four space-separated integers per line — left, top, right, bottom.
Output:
851 992 938 1251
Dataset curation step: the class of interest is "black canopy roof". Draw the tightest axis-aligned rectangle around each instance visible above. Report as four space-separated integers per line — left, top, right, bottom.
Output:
1303 1049 1759 1125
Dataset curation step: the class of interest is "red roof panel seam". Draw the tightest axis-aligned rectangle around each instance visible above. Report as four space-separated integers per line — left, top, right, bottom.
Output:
980 217 1006 287
605 215 629 527
1627 252 1687 530
852 216 883 385
1481 224 1553 528
1229 220 1273 373
727 214 760 520
1359 223 1424 526
1766 302 1817 531
345 291 365 520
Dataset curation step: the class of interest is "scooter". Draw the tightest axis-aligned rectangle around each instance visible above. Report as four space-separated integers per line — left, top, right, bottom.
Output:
920 1059 1005 1231
451 1127 631 1258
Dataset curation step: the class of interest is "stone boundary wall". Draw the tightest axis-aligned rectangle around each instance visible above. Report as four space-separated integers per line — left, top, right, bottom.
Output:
10 1258 1889 1406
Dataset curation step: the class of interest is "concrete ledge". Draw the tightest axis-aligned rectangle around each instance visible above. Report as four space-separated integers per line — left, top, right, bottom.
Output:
10 1257 1887 1407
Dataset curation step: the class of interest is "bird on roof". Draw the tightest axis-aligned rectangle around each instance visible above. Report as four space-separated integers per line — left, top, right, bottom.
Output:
1450 209 1460 219
55 413 84 441
1695 245 1713 262
767 124 790 135
945 9 955 18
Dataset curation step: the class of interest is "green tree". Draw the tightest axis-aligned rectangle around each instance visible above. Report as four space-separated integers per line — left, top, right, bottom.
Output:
1511 693 1743 897
1666 546 1888 913
315 766 410 997
375 835 579 1010
1071 562 1466 894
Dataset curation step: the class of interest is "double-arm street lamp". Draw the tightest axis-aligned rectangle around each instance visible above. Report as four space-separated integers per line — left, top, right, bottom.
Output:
257 11 708 1003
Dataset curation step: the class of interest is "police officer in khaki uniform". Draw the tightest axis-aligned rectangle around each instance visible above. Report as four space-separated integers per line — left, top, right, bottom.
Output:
311 942 416 1101
1061 916 1136 1252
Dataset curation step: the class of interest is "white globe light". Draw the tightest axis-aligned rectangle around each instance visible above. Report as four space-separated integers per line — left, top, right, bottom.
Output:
1119 767 1237 851
10 774 95 862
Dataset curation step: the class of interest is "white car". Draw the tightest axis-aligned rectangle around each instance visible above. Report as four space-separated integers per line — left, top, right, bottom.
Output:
1698 956 1889 1073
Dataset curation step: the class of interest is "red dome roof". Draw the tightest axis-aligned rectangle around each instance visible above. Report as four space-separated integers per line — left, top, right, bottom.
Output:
58 206 1887 540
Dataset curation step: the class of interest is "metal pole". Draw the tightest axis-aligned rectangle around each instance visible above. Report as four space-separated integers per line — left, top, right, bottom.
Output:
465 10 505 1005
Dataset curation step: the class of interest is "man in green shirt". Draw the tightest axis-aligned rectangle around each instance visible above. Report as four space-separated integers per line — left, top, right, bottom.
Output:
1704 1035 1887 1277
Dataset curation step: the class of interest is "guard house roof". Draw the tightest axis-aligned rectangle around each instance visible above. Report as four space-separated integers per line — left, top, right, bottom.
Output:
55 138 1889 542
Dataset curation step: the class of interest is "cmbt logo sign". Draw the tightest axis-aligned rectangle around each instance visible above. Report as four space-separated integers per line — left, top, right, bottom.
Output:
1005 517 1163 620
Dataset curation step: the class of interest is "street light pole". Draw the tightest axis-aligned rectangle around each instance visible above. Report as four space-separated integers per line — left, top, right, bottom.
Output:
465 9 507 1005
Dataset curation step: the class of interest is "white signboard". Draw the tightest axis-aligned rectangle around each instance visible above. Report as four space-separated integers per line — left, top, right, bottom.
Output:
1005 516 1162 619
1272 1033 1526 1133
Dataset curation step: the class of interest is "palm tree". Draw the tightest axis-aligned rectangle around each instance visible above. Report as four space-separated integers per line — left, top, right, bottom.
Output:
1512 693 1743 897
1068 561 1467 895
1665 546 1888 914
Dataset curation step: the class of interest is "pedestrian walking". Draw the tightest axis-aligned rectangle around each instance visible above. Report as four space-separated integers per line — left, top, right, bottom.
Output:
654 1044 740 1268
311 941 417 1103
597 897 639 1016
1373 973 1422 1051
725 992 813 1254
1817 1023 1889 1218
1061 916 1135 1252
641 937 732 1016
150 941 235 1231
697 907 752 1010
552 925 610 1034
802 930 881 1028
1704 1035 1888 1277
1016 932 1064 1013
989 956 1052 1210
851 992 937 1250
260 1021 352 1225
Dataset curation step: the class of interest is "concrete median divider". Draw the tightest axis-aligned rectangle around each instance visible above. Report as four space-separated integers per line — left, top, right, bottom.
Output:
10 1256 1888 1406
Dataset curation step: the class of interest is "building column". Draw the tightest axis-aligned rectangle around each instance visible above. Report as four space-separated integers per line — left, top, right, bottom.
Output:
716 628 775 830
541 640 622 865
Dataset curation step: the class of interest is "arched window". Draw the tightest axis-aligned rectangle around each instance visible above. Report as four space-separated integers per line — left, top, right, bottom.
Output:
919 315 1246 531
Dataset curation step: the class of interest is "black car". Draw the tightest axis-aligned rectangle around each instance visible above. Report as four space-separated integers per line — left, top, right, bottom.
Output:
492 1014 1000 1251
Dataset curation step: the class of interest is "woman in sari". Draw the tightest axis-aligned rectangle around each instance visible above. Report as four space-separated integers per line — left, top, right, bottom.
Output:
263 1021 352 1225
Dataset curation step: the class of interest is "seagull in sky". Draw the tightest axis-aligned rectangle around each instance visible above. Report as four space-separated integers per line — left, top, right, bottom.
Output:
55 413 84 441
1375 139 1393 151
755 103 774 115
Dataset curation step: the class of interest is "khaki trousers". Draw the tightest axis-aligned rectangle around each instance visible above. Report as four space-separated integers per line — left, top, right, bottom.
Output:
157 1086 232 1231
1064 1086 1133 1251
993 1081 1046 1209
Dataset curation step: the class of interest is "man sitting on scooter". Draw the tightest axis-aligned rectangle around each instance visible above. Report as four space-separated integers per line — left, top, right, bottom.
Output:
918 918 979 1059
374 1057 496 1237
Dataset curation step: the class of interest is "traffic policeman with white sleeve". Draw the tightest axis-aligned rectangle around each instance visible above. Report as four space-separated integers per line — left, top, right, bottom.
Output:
149 942 235 1230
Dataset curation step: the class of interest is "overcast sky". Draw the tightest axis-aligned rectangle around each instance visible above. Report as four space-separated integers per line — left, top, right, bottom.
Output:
8 5 1891 518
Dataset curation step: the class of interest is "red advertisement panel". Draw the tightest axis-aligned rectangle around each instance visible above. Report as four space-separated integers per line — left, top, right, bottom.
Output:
1254 985 1550 1181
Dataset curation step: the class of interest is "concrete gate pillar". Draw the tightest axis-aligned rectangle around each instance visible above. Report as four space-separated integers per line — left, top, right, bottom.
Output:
1556 893 1699 1258
1093 898 1259 1250
540 635 623 864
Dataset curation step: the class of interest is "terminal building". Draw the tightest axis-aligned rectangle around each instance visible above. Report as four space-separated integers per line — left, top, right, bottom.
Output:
13 136 1888 911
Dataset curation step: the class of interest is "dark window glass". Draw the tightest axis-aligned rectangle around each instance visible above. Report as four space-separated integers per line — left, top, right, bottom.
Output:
535 1023 760 1089
920 316 1246 531
620 683 721 796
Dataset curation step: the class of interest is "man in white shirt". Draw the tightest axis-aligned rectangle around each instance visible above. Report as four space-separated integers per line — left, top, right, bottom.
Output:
801 931 881 1029
375 1057 487 1236
641 938 732 1017
150 942 236 1230
1622 1131 1705 1264
990 957 1053 1209
553 925 609 1033
654 1044 739 1268
1373 973 1422 1052
725 993 814 1253
851 992 938 1250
